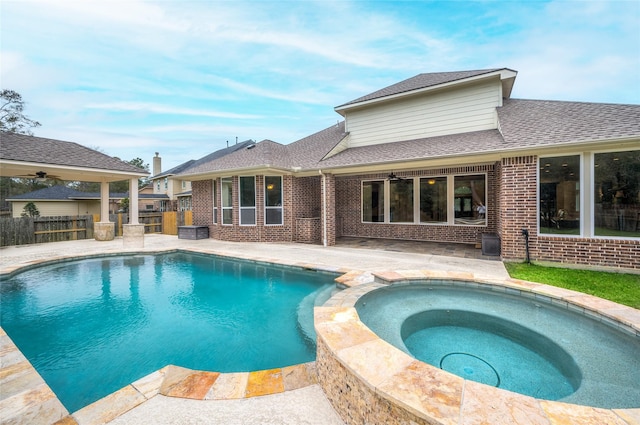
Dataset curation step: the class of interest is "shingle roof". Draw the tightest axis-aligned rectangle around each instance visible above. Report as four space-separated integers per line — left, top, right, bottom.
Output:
316 129 506 169
152 160 196 179
336 69 505 108
497 99 640 148
176 70 640 176
182 139 292 175
0 132 147 174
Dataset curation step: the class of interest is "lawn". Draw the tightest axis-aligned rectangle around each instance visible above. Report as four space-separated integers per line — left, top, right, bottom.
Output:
504 262 640 309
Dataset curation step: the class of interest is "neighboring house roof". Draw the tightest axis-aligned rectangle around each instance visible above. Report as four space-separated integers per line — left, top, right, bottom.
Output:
176 69 640 178
176 191 192 197
151 159 196 179
0 132 147 175
7 186 169 201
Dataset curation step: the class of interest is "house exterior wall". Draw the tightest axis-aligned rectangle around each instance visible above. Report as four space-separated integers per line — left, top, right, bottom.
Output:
11 201 101 217
335 164 498 245
345 80 501 148
499 155 640 270
192 175 298 243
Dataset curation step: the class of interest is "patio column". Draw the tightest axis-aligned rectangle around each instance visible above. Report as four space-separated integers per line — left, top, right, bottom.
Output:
94 180 115 241
320 171 336 246
123 177 144 248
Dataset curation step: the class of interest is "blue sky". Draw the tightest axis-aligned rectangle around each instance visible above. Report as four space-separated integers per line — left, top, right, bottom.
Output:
2 0 639 172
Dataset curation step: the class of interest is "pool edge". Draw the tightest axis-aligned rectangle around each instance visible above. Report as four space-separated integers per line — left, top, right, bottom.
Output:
315 270 640 425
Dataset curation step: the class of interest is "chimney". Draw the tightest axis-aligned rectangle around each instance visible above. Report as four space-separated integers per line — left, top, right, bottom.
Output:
153 152 161 176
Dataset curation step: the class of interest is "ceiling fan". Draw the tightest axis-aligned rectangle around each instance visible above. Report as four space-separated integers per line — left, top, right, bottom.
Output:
16 171 62 181
388 172 409 182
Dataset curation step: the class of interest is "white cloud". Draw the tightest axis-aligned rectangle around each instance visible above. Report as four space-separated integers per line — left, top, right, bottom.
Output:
84 102 263 120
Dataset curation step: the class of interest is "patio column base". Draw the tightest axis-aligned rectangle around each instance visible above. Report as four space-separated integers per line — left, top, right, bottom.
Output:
94 222 115 241
123 224 145 248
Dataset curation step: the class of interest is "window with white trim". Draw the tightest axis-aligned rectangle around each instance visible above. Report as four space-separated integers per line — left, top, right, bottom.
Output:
221 177 233 225
539 155 580 235
212 179 217 224
239 176 256 225
594 150 640 238
362 174 486 226
265 176 283 225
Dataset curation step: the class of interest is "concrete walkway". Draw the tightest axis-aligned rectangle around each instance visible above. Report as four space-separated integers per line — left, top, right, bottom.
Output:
0 235 509 425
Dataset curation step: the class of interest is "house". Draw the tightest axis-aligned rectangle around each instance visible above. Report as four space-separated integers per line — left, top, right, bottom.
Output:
7 185 168 217
151 141 255 211
177 68 640 271
150 153 195 211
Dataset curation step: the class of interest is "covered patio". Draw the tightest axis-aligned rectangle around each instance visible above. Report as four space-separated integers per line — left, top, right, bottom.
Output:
0 132 149 246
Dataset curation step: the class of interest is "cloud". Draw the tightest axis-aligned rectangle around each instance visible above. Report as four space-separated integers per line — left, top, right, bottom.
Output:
84 102 263 120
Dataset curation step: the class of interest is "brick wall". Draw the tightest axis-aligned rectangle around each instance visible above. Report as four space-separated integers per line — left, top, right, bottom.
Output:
499 156 640 270
192 175 320 243
335 165 498 245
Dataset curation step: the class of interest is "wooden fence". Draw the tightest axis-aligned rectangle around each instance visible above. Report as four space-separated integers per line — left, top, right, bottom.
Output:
0 211 194 247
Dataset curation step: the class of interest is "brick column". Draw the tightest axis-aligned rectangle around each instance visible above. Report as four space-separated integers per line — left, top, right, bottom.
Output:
499 156 538 261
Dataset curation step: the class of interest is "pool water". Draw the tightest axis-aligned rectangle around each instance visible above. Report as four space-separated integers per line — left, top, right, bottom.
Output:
356 283 640 409
402 310 578 400
0 252 335 412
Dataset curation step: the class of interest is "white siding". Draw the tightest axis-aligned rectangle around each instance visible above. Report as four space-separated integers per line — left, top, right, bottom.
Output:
346 80 502 148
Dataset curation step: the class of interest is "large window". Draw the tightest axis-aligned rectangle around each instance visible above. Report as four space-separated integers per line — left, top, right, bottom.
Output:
362 181 385 222
539 155 580 235
265 176 283 225
212 179 218 224
594 150 640 238
221 177 233 225
239 176 256 225
390 179 413 222
420 177 447 223
362 174 486 225
454 175 486 225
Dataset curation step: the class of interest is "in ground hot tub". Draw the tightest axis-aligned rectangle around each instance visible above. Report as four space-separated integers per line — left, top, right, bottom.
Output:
355 282 639 409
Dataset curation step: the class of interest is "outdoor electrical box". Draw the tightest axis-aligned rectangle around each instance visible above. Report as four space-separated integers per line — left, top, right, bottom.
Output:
481 233 501 256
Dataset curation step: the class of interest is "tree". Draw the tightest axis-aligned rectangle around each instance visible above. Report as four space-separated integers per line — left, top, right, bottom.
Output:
0 89 41 135
21 202 40 217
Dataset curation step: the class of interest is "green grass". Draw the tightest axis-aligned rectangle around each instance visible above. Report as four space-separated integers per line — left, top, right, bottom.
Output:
504 262 640 309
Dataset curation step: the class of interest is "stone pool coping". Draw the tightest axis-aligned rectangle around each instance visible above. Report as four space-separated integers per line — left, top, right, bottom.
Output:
316 269 640 425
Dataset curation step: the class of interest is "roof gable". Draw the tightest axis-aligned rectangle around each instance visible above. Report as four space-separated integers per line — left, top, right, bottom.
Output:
335 68 516 112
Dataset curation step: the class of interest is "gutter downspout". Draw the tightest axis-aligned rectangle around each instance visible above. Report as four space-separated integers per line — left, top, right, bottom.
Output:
319 169 327 247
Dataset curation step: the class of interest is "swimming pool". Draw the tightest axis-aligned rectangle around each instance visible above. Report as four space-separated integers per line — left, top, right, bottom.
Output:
0 252 336 412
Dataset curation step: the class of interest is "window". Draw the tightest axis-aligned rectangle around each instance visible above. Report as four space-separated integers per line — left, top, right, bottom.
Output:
212 179 217 224
362 181 385 223
594 150 640 238
454 175 486 225
156 180 160 191
390 179 413 222
239 176 256 225
539 155 580 235
362 174 486 225
420 177 447 223
221 177 233 225
164 177 168 190
265 176 283 225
